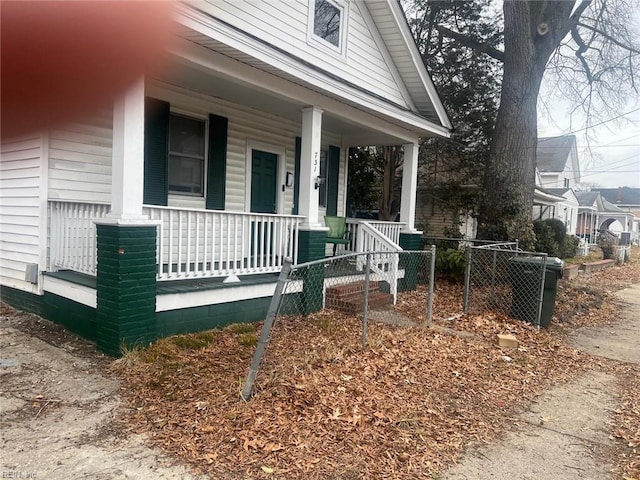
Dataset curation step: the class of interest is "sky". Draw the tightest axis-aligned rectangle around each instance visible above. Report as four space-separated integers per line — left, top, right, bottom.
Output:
537 103 640 189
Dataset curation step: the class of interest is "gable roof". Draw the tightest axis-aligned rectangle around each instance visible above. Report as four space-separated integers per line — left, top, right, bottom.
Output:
364 1 452 130
592 187 640 206
575 191 600 207
536 135 576 172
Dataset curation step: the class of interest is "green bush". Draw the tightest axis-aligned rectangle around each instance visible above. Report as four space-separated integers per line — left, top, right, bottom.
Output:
533 218 576 259
435 248 467 279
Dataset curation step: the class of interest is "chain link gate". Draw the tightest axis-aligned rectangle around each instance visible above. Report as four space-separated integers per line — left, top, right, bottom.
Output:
241 248 436 400
463 242 548 328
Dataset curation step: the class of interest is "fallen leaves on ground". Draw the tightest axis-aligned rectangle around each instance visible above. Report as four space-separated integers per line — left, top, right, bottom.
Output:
113 247 640 479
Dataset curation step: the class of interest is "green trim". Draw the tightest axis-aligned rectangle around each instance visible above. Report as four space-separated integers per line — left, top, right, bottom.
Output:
297 229 327 315
326 145 340 216
0 286 97 342
143 97 169 206
96 225 157 356
293 136 301 215
398 232 422 291
206 114 228 210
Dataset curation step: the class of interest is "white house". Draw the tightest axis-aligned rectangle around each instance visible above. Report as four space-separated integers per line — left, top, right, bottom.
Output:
533 135 581 234
0 0 452 354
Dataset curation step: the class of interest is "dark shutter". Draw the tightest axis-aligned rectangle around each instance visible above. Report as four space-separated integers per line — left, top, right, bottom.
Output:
293 136 301 215
206 114 228 210
325 145 340 216
143 97 169 206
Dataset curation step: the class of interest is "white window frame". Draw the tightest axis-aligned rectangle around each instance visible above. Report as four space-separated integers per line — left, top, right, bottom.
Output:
307 0 349 59
167 108 208 209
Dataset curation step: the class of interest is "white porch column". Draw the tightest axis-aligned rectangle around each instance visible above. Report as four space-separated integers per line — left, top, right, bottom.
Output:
298 106 323 229
108 77 147 221
400 142 419 232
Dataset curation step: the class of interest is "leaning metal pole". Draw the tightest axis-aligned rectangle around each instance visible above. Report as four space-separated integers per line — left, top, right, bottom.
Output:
240 257 292 401
362 252 371 348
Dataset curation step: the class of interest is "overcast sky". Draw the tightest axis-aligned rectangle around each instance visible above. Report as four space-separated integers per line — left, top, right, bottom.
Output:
537 102 640 189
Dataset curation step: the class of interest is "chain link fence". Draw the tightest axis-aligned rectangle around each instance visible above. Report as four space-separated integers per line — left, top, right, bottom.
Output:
241 249 436 399
463 242 548 327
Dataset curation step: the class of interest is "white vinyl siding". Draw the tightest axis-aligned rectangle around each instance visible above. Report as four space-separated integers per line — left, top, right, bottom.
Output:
200 0 408 108
0 136 42 292
149 82 346 217
48 112 113 204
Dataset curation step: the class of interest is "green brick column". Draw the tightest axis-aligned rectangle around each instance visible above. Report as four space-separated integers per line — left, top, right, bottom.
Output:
95 223 157 356
297 229 327 315
399 232 423 292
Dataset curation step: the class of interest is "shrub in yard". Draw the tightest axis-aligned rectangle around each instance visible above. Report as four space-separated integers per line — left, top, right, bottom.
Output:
533 218 576 259
435 248 467 279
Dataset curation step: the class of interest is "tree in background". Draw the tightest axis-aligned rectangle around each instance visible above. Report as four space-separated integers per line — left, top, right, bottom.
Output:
407 0 501 235
406 0 639 246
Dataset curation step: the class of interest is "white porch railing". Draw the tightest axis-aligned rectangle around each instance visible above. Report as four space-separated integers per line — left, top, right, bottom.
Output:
353 220 403 303
144 206 301 280
345 218 405 253
48 201 302 281
49 201 110 275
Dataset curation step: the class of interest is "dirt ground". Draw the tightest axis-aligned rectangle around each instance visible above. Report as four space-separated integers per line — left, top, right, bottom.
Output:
1 281 638 479
0 306 208 480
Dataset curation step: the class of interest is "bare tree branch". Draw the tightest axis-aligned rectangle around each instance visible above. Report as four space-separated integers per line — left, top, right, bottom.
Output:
435 24 505 62
577 21 640 54
571 25 595 82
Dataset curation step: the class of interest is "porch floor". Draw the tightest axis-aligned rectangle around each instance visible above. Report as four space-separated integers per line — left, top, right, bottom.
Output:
44 258 369 295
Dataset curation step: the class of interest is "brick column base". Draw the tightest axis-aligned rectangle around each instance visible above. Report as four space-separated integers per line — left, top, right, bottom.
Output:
297 229 327 315
399 232 424 292
96 224 157 356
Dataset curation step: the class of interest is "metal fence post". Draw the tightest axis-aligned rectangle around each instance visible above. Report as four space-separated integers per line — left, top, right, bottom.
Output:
535 254 547 330
463 246 472 313
362 252 371 348
241 257 293 401
427 245 436 325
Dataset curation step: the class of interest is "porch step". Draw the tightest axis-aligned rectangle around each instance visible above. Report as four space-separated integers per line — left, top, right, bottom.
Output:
325 281 393 315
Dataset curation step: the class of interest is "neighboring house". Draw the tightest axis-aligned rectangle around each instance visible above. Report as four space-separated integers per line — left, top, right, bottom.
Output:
532 186 579 235
0 0 452 354
592 187 640 243
532 136 581 235
536 135 580 189
575 190 638 245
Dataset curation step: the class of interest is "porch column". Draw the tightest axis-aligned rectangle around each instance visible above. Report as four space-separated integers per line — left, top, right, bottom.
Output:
400 142 419 233
94 77 158 356
297 107 326 315
399 142 421 291
109 76 147 221
298 106 323 230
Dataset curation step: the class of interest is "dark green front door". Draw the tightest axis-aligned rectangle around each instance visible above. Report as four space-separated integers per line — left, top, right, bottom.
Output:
251 150 278 214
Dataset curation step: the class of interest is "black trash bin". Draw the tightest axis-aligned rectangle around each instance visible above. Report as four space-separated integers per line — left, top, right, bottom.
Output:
508 256 564 327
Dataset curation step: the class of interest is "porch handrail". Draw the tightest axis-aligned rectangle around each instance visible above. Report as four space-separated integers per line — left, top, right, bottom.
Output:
356 220 402 303
144 205 303 280
345 218 405 253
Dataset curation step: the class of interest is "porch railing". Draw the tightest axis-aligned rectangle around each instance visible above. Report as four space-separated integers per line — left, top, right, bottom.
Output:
144 206 302 280
354 220 403 303
345 218 405 252
49 200 110 275
48 201 302 281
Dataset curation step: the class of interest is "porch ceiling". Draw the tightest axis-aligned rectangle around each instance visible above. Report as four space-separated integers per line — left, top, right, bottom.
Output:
157 56 416 146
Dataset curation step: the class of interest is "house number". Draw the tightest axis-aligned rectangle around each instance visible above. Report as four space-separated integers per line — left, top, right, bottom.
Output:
313 151 319 174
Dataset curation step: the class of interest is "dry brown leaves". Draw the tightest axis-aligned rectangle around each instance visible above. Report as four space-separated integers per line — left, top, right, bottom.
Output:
113 248 640 479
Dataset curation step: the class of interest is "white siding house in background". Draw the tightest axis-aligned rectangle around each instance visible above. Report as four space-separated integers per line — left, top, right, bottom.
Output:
533 135 581 235
0 0 452 354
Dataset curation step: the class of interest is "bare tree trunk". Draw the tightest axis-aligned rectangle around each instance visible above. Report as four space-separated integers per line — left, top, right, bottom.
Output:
378 146 401 221
476 1 582 246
